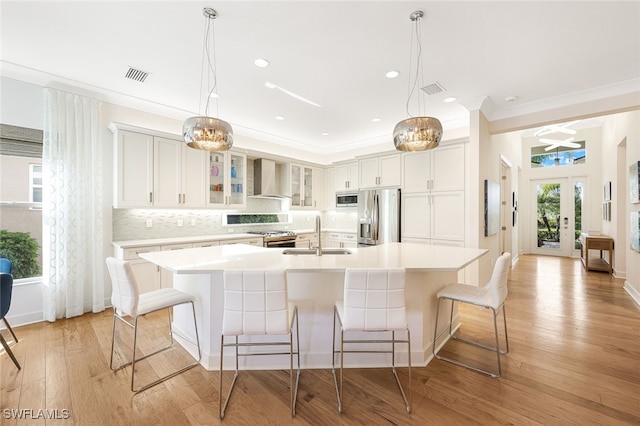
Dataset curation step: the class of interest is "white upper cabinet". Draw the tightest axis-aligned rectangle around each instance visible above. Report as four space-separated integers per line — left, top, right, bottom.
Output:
113 129 154 208
402 144 465 193
154 137 207 208
359 154 401 188
335 161 358 191
206 151 247 209
111 123 206 209
325 167 336 210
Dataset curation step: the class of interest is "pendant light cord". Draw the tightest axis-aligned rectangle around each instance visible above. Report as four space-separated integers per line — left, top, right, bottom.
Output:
200 13 219 118
405 17 423 118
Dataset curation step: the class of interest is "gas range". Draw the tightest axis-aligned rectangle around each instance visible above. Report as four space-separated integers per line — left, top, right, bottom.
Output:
247 230 297 247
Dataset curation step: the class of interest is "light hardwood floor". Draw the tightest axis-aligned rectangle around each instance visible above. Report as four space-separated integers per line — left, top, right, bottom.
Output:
2 255 639 425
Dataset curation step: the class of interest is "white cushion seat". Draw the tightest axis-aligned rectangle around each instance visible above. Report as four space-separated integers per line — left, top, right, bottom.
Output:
332 268 411 414
436 283 495 309
105 257 201 393
433 252 511 378
219 270 300 420
137 288 196 316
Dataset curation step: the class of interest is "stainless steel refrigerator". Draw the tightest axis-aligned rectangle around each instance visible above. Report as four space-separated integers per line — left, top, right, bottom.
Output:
357 187 401 247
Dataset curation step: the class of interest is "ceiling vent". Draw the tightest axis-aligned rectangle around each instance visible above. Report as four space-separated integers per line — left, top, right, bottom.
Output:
125 67 151 83
421 81 445 96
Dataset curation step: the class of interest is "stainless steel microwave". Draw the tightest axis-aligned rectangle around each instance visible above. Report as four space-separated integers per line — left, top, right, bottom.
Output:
336 191 358 208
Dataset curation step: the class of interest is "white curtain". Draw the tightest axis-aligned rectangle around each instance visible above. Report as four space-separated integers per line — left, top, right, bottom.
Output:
42 88 105 321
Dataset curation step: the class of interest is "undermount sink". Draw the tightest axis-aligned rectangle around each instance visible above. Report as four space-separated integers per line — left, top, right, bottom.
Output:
282 248 352 255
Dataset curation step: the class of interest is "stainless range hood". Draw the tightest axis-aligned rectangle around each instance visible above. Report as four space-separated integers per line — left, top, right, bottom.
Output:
252 158 290 199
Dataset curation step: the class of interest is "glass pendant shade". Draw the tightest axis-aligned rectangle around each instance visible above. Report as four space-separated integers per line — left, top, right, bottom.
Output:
183 8 232 152
183 116 233 151
393 10 442 152
393 116 442 151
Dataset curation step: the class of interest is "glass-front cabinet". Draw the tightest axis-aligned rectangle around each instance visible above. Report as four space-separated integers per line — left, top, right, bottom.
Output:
291 164 302 207
207 151 246 209
288 163 324 209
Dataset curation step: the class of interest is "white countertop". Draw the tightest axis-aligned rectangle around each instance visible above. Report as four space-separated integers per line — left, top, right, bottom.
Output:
112 233 261 248
139 242 487 273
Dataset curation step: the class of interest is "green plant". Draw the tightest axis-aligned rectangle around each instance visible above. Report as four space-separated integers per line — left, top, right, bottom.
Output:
0 229 40 279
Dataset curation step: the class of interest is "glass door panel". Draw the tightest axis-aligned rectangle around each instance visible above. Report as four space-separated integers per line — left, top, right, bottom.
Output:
573 181 584 251
531 178 575 257
303 167 313 207
291 165 301 207
229 153 244 205
209 153 225 205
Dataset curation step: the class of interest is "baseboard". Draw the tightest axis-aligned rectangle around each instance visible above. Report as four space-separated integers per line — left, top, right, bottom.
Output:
624 281 640 307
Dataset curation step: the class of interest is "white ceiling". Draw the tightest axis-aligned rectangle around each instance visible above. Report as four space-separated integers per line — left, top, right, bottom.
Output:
1 1 639 159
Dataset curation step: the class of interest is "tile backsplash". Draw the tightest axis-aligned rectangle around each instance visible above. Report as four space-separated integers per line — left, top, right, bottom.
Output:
112 202 357 241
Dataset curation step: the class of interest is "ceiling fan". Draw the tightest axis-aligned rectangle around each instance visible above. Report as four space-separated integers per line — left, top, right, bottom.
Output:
534 120 581 137
539 137 581 151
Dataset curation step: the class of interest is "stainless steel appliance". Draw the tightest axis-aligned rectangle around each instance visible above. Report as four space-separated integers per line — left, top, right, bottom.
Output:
247 230 297 247
357 188 401 247
335 191 358 208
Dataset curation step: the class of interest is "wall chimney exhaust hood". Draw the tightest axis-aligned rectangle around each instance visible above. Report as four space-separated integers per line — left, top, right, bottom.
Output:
252 158 290 199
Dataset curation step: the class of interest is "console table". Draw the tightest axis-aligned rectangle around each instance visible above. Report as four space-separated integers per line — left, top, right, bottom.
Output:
579 233 614 274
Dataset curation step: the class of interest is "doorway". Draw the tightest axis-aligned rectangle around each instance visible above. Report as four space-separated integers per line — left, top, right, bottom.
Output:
500 157 512 256
531 177 585 257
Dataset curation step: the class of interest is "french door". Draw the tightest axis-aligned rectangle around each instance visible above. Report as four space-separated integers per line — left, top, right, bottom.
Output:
530 178 585 257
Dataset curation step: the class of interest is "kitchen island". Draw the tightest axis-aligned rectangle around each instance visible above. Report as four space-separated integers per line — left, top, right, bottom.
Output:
140 242 487 370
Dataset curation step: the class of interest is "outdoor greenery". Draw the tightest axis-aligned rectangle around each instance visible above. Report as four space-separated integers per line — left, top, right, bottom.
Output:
537 184 561 246
536 183 583 249
0 229 40 279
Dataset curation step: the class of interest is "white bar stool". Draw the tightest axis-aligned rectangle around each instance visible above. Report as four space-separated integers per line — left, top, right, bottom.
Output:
332 268 411 414
219 270 300 419
105 257 201 392
433 252 511 377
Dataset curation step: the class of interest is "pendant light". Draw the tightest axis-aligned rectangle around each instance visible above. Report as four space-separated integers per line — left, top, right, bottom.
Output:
393 11 443 152
183 7 233 151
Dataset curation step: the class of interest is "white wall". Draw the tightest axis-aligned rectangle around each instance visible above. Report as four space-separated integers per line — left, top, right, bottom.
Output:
489 131 523 259
601 110 640 302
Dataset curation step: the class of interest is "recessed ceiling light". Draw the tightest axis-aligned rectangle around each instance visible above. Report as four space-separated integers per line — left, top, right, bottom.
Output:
321 132 329 136
254 58 270 68
274 115 285 121
385 70 400 79
371 118 381 122
443 97 457 103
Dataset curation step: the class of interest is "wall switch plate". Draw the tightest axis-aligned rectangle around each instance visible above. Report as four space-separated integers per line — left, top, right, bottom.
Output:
146 219 152 228
177 219 183 227
190 219 197 226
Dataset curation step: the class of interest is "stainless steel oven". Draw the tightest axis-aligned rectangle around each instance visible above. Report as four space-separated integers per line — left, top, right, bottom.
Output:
248 231 297 248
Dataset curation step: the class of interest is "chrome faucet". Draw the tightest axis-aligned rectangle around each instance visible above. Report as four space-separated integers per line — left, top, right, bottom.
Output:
315 215 322 256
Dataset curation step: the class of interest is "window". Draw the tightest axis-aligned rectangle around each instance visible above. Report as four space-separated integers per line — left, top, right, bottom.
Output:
29 163 43 203
0 125 43 279
531 141 586 168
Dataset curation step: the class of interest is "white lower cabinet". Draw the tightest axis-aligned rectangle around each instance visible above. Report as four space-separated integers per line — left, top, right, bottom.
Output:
192 241 220 248
402 191 464 245
219 237 263 246
325 232 357 248
120 246 161 293
296 233 318 248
